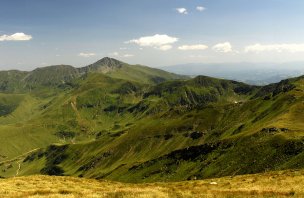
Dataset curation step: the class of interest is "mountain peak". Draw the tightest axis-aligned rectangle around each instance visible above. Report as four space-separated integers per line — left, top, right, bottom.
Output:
79 57 126 74
93 57 125 68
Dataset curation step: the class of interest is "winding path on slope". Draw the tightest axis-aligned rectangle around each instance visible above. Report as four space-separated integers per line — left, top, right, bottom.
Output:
0 148 40 177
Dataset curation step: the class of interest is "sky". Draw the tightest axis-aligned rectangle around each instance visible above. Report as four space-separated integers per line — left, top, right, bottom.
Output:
1 0 304 70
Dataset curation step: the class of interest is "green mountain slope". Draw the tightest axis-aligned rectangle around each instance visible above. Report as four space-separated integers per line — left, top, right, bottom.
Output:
0 58 185 160
24 65 80 88
79 57 187 84
0 57 185 93
0 59 303 183
0 70 28 92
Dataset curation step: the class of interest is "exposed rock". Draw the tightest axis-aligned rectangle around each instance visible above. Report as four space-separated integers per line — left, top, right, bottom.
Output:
261 127 290 134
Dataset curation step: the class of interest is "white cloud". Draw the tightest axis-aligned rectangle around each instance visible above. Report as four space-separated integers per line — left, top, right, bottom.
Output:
123 54 134 58
110 52 134 58
126 34 178 51
127 34 178 47
178 44 208 51
212 42 233 53
78 52 96 58
0 32 32 41
158 45 172 51
176 8 188 15
196 6 206 11
245 43 304 53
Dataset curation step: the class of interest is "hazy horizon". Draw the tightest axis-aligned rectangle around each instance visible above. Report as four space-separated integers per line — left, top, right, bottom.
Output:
2 57 304 72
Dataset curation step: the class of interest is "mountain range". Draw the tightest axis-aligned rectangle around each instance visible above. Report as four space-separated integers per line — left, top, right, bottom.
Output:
0 57 303 183
160 62 304 85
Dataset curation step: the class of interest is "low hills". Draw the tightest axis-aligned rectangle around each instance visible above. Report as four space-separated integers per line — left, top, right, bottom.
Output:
0 58 303 184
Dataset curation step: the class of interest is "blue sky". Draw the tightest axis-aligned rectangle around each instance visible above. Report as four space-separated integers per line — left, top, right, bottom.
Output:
1 0 304 70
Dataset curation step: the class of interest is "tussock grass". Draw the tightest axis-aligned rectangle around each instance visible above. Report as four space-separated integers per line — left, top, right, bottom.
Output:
0 169 303 198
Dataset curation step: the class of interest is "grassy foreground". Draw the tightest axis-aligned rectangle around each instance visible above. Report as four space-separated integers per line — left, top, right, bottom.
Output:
0 170 303 198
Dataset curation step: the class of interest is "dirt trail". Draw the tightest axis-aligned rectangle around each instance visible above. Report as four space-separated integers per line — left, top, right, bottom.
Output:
0 148 40 165
70 97 90 132
15 161 21 176
0 148 40 177
70 98 81 120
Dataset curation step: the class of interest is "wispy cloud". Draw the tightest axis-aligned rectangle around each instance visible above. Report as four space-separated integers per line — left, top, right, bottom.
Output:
158 45 173 51
0 32 32 41
176 8 188 15
212 42 233 53
110 52 134 58
126 34 178 51
196 6 206 11
123 54 134 57
245 43 304 53
178 44 208 51
78 52 96 58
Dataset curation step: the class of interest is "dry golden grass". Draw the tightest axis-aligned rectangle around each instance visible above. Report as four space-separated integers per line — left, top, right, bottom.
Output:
0 169 303 198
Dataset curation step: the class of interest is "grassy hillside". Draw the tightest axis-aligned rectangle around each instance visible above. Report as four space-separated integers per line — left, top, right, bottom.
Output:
23 65 80 88
0 57 184 93
17 75 303 181
0 58 303 184
0 169 303 197
79 57 187 84
0 57 184 159
0 70 28 92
